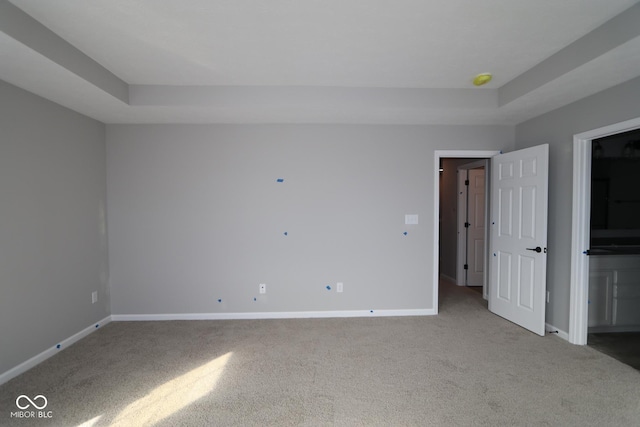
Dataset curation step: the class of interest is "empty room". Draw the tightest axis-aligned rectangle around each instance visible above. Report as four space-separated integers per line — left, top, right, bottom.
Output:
2 1 640 425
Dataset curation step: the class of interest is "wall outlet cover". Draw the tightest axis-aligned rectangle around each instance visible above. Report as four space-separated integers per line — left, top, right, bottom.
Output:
405 214 419 225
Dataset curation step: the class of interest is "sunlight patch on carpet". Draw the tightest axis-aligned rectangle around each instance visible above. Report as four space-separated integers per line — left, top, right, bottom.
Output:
76 415 102 426
109 352 233 426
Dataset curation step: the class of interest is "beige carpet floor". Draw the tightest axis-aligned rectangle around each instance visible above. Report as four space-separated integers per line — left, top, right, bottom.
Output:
1 281 640 426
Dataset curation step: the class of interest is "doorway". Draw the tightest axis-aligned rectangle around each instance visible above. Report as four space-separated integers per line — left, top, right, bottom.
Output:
584 128 640 370
438 158 483 286
457 160 488 292
570 117 640 345
436 147 550 336
433 150 499 311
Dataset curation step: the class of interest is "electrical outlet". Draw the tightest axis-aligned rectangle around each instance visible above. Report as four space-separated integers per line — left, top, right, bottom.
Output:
337 282 343 293
546 291 550 303
92 291 98 304
259 283 266 294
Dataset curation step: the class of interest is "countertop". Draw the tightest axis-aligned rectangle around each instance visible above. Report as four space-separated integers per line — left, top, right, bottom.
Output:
588 246 640 255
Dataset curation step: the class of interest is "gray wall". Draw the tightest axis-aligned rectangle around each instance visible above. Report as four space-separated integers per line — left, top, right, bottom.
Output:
515 75 640 332
0 81 109 375
107 124 513 315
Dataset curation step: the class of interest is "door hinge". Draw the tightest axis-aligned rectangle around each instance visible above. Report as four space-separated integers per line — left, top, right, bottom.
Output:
464 222 470 228
464 264 468 270
465 179 469 186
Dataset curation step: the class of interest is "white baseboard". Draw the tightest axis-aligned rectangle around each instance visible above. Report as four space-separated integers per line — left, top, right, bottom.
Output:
112 309 436 321
1 310 434 385
0 316 112 386
545 323 569 341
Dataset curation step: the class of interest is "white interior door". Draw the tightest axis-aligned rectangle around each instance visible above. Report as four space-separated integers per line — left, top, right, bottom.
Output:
489 144 549 336
467 168 485 286
457 169 469 286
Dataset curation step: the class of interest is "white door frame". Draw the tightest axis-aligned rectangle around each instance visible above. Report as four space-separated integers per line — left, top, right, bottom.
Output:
434 150 500 312
569 117 640 345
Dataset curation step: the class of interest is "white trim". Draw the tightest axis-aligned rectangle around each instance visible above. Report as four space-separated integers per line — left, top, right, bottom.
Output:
434 150 500 312
569 137 591 345
112 309 436 321
545 323 569 341
569 117 640 345
0 316 112 385
483 159 491 301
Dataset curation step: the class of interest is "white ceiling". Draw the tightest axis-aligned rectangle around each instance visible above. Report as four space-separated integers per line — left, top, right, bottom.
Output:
1 0 640 125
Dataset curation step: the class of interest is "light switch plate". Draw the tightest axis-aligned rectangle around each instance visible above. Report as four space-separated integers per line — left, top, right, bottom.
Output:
405 214 419 225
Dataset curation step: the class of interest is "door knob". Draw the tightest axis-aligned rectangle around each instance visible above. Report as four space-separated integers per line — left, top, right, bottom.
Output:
526 246 542 253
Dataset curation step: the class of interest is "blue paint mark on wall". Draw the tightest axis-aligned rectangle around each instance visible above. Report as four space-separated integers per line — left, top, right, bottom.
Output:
326 285 331 290
277 178 284 183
